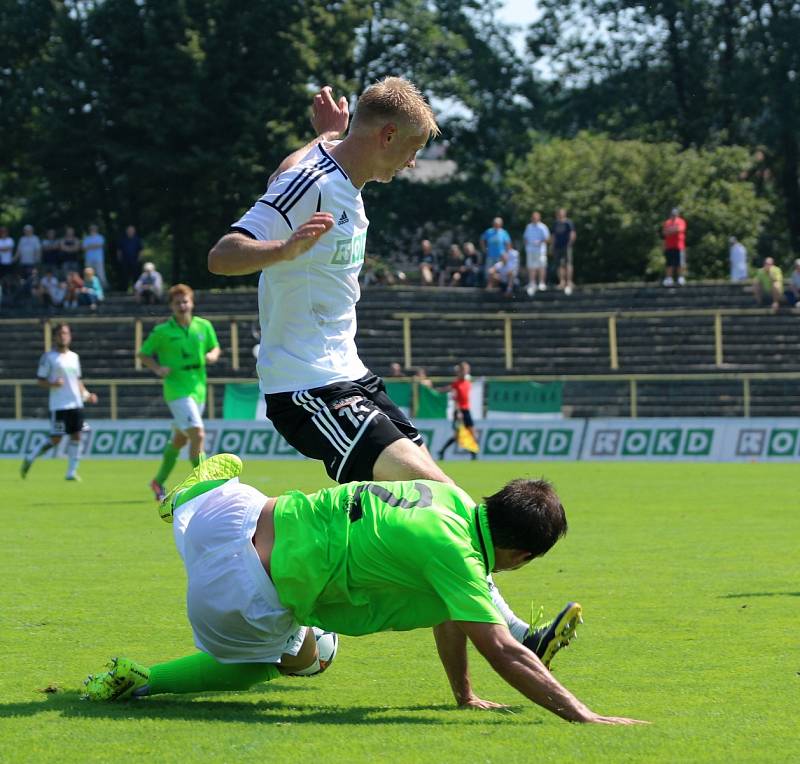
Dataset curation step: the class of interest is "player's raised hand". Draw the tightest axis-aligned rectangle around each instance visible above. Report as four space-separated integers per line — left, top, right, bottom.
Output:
312 85 349 139
282 213 334 261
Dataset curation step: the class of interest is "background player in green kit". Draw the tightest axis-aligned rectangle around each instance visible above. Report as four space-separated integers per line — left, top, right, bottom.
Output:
82 456 645 725
138 283 220 500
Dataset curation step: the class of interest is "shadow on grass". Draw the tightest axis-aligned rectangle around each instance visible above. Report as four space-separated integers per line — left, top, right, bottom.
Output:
719 592 800 598
30 500 147 507
2 692 530 726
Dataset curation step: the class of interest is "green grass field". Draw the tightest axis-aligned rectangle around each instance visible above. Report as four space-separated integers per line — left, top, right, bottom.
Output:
0 458 797 763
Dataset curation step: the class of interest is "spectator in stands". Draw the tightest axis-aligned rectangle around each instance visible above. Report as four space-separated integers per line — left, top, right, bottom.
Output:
64 270 84 309
41 229 61 275
461 241 482 287
60 226 81 274
418 238 438 286
15 224 41 275
551 208 576 295
487 245 519 297
729 236 748 282
523 210 550 296
0 226 15 282
79 266 104 311
12 266 40 308
784 259 800 311
413 367 433 388
753 257 783 313
439 243 465 286
117 224 144 290
480 217 511 282
662 208 687 286
37 269 65 309
82 224 107 287
134 261 164 304
388 362 404 377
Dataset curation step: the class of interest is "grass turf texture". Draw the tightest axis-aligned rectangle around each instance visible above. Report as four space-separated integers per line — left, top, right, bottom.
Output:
0 459 796 763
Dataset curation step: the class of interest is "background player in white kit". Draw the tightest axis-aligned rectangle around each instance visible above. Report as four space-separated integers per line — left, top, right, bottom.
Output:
21 323 98 481
208 80 579 707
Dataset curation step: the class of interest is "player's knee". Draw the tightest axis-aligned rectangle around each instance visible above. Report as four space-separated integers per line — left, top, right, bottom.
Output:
277 628 318 674
373 438 452 484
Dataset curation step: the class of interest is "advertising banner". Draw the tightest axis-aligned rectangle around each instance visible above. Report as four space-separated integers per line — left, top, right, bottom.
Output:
3 417 800 461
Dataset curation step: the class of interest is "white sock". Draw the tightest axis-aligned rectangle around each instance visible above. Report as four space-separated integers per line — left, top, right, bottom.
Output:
66 440 80 477
486 574 530 643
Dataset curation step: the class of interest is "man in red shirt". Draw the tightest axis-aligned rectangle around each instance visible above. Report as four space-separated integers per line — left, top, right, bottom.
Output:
662 207 687 286
437 361 479 460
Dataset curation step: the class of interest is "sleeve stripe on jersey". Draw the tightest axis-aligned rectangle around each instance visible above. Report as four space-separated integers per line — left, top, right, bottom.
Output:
276 162 338 217
229 226 257 239
318 145 349 180
257 200 292 230
273 159 328 208
271 158 334 213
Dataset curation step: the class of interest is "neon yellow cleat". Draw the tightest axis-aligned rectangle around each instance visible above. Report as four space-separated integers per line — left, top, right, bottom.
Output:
82 657 150 701
158 453 243 523
523 602 583 669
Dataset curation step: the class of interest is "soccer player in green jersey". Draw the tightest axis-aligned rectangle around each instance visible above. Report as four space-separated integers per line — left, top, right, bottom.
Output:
83 456 645 725
137 284 220 500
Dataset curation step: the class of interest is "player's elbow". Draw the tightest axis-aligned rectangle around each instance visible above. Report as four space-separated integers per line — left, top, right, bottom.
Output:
207 243 227 275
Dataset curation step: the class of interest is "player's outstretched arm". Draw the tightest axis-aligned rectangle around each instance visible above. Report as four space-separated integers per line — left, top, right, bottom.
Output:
433 622 508 710
208 214 334 276
267 85 349 186
457 621 648 725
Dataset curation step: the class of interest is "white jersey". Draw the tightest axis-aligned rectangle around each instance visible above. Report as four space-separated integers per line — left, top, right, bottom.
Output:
524 222 550 256
232 142 369 393
37 350 83 411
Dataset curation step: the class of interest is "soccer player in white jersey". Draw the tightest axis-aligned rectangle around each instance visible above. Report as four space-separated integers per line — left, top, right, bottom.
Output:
21 323 98 481
208 80 580 707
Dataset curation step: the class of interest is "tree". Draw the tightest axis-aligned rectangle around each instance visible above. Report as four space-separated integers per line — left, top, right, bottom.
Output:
506 133 772 281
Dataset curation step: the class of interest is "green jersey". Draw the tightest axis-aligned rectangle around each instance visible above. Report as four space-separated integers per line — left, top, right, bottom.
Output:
270 480 505 636
140 316 219 404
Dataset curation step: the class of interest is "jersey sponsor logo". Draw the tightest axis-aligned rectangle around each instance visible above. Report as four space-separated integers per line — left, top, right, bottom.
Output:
330 230 366 267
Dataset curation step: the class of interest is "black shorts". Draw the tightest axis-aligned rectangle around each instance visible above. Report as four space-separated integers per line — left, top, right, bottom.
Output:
50 408 86 437
265 372 423 483
454 408 474 429
665 249 682 268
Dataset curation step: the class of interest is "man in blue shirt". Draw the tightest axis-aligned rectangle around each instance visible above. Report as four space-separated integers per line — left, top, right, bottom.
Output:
479 217 511 283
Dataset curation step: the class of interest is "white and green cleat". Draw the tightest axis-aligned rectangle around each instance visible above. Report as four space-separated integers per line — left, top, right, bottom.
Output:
158 453 243 523
82 657 150 701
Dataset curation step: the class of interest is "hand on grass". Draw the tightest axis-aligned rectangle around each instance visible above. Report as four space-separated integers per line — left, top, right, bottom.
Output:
458 696 511 712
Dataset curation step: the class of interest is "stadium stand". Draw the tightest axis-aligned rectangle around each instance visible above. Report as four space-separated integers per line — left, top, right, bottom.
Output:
1 282 799 419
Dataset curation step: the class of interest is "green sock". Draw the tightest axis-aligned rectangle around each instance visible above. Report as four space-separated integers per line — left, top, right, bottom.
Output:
155 443 181 485
190 450 206 468
147 652 280 695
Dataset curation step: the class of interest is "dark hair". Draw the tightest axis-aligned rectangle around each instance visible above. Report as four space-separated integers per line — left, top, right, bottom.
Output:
52 322 70 336
484 479 567 558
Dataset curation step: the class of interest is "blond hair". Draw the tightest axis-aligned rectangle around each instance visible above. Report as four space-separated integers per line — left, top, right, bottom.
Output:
353 77 439 138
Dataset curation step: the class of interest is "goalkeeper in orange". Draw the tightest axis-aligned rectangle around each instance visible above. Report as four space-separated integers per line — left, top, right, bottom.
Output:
437 361 479 461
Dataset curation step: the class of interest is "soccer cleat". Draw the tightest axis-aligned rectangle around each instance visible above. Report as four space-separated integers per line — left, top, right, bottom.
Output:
82 657 150 701
158 453 243 523
20 458 32 479
523 601 583 669
65 474 81 481
150 479 166 502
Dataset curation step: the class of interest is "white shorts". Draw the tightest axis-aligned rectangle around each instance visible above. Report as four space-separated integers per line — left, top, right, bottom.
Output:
167 397 205 433
173 478 306 664
525 246 547 269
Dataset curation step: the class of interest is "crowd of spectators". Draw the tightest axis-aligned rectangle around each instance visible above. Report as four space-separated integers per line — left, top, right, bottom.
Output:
0 222 162 312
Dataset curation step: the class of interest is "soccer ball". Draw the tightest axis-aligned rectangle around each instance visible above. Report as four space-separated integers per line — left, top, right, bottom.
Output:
290 627 339 677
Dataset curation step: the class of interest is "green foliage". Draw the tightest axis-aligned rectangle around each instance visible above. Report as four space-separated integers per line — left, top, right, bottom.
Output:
507 133 772 280
1 458 799 761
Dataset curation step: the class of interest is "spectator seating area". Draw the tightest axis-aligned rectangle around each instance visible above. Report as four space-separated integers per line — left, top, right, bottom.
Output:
1 281 799 419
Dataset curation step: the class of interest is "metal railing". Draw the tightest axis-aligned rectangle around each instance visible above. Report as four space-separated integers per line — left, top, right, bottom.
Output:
393 307 783 371
3 371 800 419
